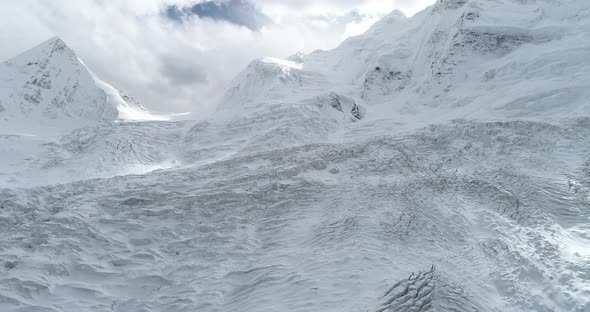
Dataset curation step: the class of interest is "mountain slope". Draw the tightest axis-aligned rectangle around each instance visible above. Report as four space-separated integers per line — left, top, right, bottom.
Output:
0 36 169 135
1 0 590 311
226 0 590 124
0 37 186 187
0 37 118 134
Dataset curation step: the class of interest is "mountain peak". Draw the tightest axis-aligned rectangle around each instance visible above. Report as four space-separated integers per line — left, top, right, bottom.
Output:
44 36 67 46
431 0 469 12
43 36 70 51
385 9 407 20
0 36 120 133
365 9 408 34
0 36 174 133
5 36 78 67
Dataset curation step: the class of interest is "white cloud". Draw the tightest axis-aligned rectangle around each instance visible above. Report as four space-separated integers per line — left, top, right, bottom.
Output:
0 0 436 113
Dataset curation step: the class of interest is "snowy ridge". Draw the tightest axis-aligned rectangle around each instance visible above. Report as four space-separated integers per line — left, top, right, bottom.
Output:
0 37 118 134
0 37 173 135
297 0 590 120
1 0 590 311
0 37 186 187
220 56 328 110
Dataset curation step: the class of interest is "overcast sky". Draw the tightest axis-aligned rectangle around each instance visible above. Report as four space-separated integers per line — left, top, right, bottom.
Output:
0 0 435 113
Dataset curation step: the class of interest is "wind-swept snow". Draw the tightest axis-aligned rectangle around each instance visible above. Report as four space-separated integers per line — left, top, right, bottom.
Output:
1 0 590 311
83 63 174 122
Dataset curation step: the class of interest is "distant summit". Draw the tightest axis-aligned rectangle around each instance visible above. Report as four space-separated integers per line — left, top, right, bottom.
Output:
0 36 118 133
0 36 166 135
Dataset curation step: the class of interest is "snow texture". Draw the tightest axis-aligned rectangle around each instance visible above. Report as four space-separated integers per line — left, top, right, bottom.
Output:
1 0 590 311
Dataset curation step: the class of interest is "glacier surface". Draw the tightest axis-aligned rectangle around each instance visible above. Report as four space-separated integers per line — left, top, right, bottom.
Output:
1 0 589 311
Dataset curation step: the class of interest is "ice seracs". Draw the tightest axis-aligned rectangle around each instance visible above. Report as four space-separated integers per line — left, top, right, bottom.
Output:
1 0 590 311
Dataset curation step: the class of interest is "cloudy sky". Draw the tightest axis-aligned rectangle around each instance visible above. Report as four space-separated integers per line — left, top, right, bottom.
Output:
0 0 435 113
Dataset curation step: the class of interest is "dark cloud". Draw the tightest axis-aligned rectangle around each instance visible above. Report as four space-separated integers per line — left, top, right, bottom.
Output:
165 0 271 31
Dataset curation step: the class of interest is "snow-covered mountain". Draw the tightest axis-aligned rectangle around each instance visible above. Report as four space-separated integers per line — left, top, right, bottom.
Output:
0 36 175 135
1 0 589 311
223 0 590 123
0 37 118 134
0 37 185 187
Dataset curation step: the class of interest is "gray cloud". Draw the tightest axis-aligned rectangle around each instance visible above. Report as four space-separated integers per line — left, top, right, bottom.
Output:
160 55 208 86
305 9 366 31
165 0 271 31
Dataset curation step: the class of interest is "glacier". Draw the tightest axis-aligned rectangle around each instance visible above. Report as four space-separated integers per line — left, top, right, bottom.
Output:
0 0 589 311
